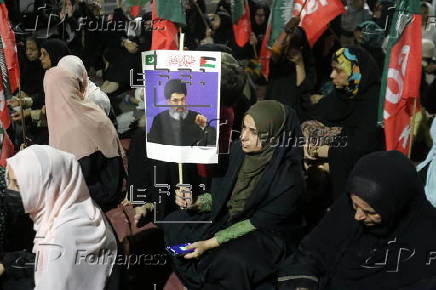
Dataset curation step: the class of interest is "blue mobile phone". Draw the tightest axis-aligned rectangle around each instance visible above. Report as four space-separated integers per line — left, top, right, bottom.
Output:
166 243 194 256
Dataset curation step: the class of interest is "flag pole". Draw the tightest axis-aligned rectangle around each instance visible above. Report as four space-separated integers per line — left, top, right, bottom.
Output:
407 98 418 158
178 26 184 185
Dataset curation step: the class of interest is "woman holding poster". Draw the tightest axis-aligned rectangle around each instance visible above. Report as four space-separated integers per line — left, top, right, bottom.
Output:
162 100 306 289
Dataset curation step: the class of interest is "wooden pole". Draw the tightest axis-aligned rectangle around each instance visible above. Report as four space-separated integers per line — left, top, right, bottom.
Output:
408 98 418 158
178 27 184 185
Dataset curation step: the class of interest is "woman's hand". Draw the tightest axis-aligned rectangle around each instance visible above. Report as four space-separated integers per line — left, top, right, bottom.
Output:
8 99 20 107
175 186 199 209
288 49 304 65
123 39 139 54
310 94 324 105
249 32 257 46
134 203 154 226
303 144 317 160
11 109 31 121
184 238 220 259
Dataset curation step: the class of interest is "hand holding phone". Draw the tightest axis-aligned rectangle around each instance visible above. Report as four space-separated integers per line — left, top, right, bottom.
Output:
166 243 194 256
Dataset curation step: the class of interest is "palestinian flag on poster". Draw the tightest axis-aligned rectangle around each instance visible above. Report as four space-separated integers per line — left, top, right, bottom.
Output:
378 0 422 155
293 0 345 47
151 0 186 50
268 0 294 47
200 57 216 68
231 0 252 48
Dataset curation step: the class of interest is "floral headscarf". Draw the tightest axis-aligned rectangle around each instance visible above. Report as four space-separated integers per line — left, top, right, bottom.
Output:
332 48 362 98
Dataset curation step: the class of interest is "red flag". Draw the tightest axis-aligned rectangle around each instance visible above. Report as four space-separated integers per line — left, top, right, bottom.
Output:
151 0 181 50
0 131 14 167
232 0 252 48
0 0 20 93
259 24 271 79
0 84 13 167
130 5 141 18
293 0 345 47
382 15 422 155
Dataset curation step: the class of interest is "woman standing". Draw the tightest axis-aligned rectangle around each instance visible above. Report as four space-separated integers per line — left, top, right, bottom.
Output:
5 145 117 290
43 65 125 213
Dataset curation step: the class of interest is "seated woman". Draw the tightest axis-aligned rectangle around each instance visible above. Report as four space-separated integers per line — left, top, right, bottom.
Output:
162 100 306 290
5 145 117 290
266 25 316 118
43 65 125 214
303 47 383 201
10 38 71 145
278 151 436 290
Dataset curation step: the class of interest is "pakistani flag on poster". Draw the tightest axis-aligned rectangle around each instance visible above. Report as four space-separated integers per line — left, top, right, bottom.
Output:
145 54 156 65
231 0 252 47
268 0 294 47
378 0 422 155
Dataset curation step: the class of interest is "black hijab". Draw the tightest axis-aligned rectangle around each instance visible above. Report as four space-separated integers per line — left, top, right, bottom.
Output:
41 39 71 67
250 2 269 37
19 38 45 102
213 12 234 47
347 151 427 237
279 151 436 289
209 104 305 233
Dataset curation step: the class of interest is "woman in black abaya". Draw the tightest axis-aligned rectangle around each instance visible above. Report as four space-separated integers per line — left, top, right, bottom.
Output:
278 151 436 290
303 47 384 200
162 100 306 290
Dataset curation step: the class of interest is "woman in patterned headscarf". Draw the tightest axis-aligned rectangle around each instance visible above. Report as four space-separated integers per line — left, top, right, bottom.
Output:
304 47 384 201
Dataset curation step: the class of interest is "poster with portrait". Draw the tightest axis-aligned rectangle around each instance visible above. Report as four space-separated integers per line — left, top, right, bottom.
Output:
142 50 221 164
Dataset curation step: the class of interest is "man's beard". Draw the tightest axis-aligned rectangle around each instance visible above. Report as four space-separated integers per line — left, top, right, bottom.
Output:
169 107 189 120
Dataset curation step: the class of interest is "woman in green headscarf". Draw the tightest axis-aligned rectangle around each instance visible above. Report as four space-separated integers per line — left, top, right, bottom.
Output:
162 100 305 290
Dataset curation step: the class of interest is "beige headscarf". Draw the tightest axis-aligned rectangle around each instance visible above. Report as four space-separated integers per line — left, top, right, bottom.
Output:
7 145 117 290
57 55 111 115
44 66 120 159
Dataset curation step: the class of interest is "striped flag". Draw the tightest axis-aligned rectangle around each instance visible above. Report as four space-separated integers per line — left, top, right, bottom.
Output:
200 57 216 68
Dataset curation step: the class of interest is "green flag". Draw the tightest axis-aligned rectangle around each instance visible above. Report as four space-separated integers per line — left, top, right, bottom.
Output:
156 0 186 26
231 0 244 24
268 0 294 47
145 54 156 65
124 0 151 8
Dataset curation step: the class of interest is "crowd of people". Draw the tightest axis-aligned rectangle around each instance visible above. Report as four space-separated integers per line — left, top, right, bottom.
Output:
0 0 436 289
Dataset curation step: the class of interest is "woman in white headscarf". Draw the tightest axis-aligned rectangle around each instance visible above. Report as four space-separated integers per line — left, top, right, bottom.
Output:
417 118 436 207
57 55 111 115
6 145 117 290
44 65 125 213
422 2 436 40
